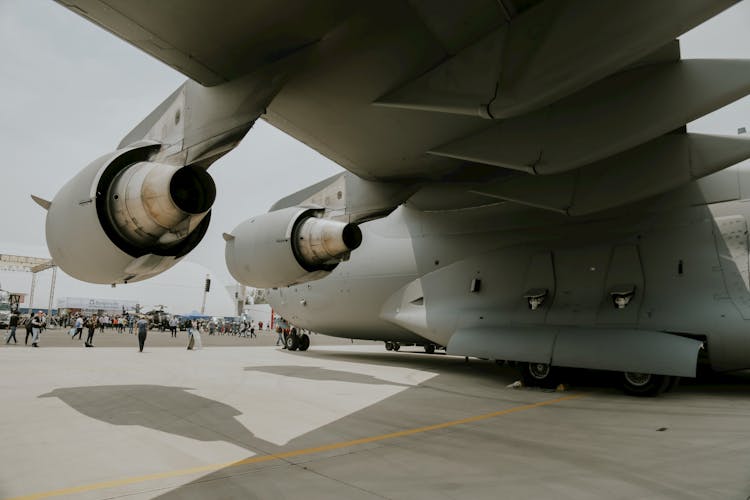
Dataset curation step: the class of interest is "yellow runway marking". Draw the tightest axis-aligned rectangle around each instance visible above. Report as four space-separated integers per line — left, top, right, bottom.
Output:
5 393 584 500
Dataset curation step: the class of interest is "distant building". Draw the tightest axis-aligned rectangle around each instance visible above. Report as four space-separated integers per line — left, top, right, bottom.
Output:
57 297 138 315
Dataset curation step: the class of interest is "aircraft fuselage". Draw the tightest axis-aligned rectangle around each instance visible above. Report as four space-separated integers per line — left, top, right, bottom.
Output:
268 168 750 374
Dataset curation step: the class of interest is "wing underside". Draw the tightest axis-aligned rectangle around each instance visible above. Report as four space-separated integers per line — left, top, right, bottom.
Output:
57 0 750 214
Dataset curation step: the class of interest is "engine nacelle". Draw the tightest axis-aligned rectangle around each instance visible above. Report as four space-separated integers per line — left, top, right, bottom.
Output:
45 143 215 284
224 206 362 288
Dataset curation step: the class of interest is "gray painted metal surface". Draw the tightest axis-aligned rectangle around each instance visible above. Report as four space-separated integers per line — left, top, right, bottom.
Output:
44 2 750 380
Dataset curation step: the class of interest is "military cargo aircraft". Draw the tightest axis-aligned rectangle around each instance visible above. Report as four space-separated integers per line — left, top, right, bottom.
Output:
38 1 750 395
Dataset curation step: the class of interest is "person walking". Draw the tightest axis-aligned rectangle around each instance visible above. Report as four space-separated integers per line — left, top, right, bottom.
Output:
276 326 285 347
5 309 18 344
85 315 97 347
187 319 196 349
72 315 84 340
136 315 148 352
30 311 43 347
169 316 178 338
24 314 33 345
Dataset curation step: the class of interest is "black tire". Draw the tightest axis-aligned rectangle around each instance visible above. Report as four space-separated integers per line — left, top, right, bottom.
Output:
663 376 680 393
620 372 672 397
392 342 401 352
519 362 559 389
298 334 310 351
285 334 299 351
424 344 435 354
385 341 393 351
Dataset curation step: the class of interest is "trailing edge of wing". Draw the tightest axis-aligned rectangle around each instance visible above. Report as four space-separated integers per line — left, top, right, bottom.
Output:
428 59 750 175
471 133 750 215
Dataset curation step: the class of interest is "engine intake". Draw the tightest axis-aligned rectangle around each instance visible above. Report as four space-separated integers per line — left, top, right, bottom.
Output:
225 207 362 288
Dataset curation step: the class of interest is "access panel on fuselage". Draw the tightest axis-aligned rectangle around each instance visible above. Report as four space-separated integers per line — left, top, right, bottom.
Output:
545 246 611 326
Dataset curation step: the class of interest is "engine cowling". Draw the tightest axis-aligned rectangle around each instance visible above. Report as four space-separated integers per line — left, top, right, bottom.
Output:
44 142 215 284
224 206 362 288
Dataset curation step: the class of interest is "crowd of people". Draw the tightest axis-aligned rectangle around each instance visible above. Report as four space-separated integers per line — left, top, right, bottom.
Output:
3 309 48 347
3 309 298 350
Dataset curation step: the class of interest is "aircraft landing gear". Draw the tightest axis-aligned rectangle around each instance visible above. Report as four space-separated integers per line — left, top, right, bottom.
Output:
620 372 678 397
285 332 310 352
518 362 560 389
392 342 400 351
385 341 393 351
285 334 299 351
298 333 310 351
424 344 435 354
510 362 681 397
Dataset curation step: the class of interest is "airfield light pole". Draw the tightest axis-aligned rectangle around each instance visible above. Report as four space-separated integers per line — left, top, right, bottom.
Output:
28 274 36 315
201 274 210 315
47 267 57 319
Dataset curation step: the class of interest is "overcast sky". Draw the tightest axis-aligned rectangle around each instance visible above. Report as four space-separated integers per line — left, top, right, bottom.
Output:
0 1 748 315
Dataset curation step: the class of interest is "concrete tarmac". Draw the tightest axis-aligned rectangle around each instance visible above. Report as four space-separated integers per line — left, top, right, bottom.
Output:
1 339 750 500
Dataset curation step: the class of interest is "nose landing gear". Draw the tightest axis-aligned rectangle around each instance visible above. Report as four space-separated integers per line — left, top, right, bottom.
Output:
285 331 310 351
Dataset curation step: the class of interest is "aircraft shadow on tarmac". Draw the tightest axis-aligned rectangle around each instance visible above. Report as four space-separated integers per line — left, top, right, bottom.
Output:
38 385 283 454
36 353 750 500
244 365 410 386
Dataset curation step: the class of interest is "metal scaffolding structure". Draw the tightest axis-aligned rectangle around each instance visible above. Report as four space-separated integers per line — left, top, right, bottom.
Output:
0 254 57 316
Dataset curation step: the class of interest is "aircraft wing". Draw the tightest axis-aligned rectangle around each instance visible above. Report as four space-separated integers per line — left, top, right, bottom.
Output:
57 0 750 214
55 0 356 86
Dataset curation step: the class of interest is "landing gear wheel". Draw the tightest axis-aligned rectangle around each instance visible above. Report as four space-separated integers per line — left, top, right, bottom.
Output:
620 372 672 397
424 344 435 354
519 362 559 389
285 334 299 351
663 376 680 393
392 342 401 352
298 334 310 351
385 341 393 351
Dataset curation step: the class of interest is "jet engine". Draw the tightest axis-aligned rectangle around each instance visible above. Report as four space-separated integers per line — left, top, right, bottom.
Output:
224 206 362 288
43 142 215 284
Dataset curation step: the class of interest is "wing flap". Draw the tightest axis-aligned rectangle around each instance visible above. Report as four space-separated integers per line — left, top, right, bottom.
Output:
471 133 750 215
375 0 735 119
428 60 750 175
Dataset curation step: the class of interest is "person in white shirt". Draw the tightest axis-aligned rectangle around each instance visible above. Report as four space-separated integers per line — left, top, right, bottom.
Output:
72 315 84 340
30 312 43 347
